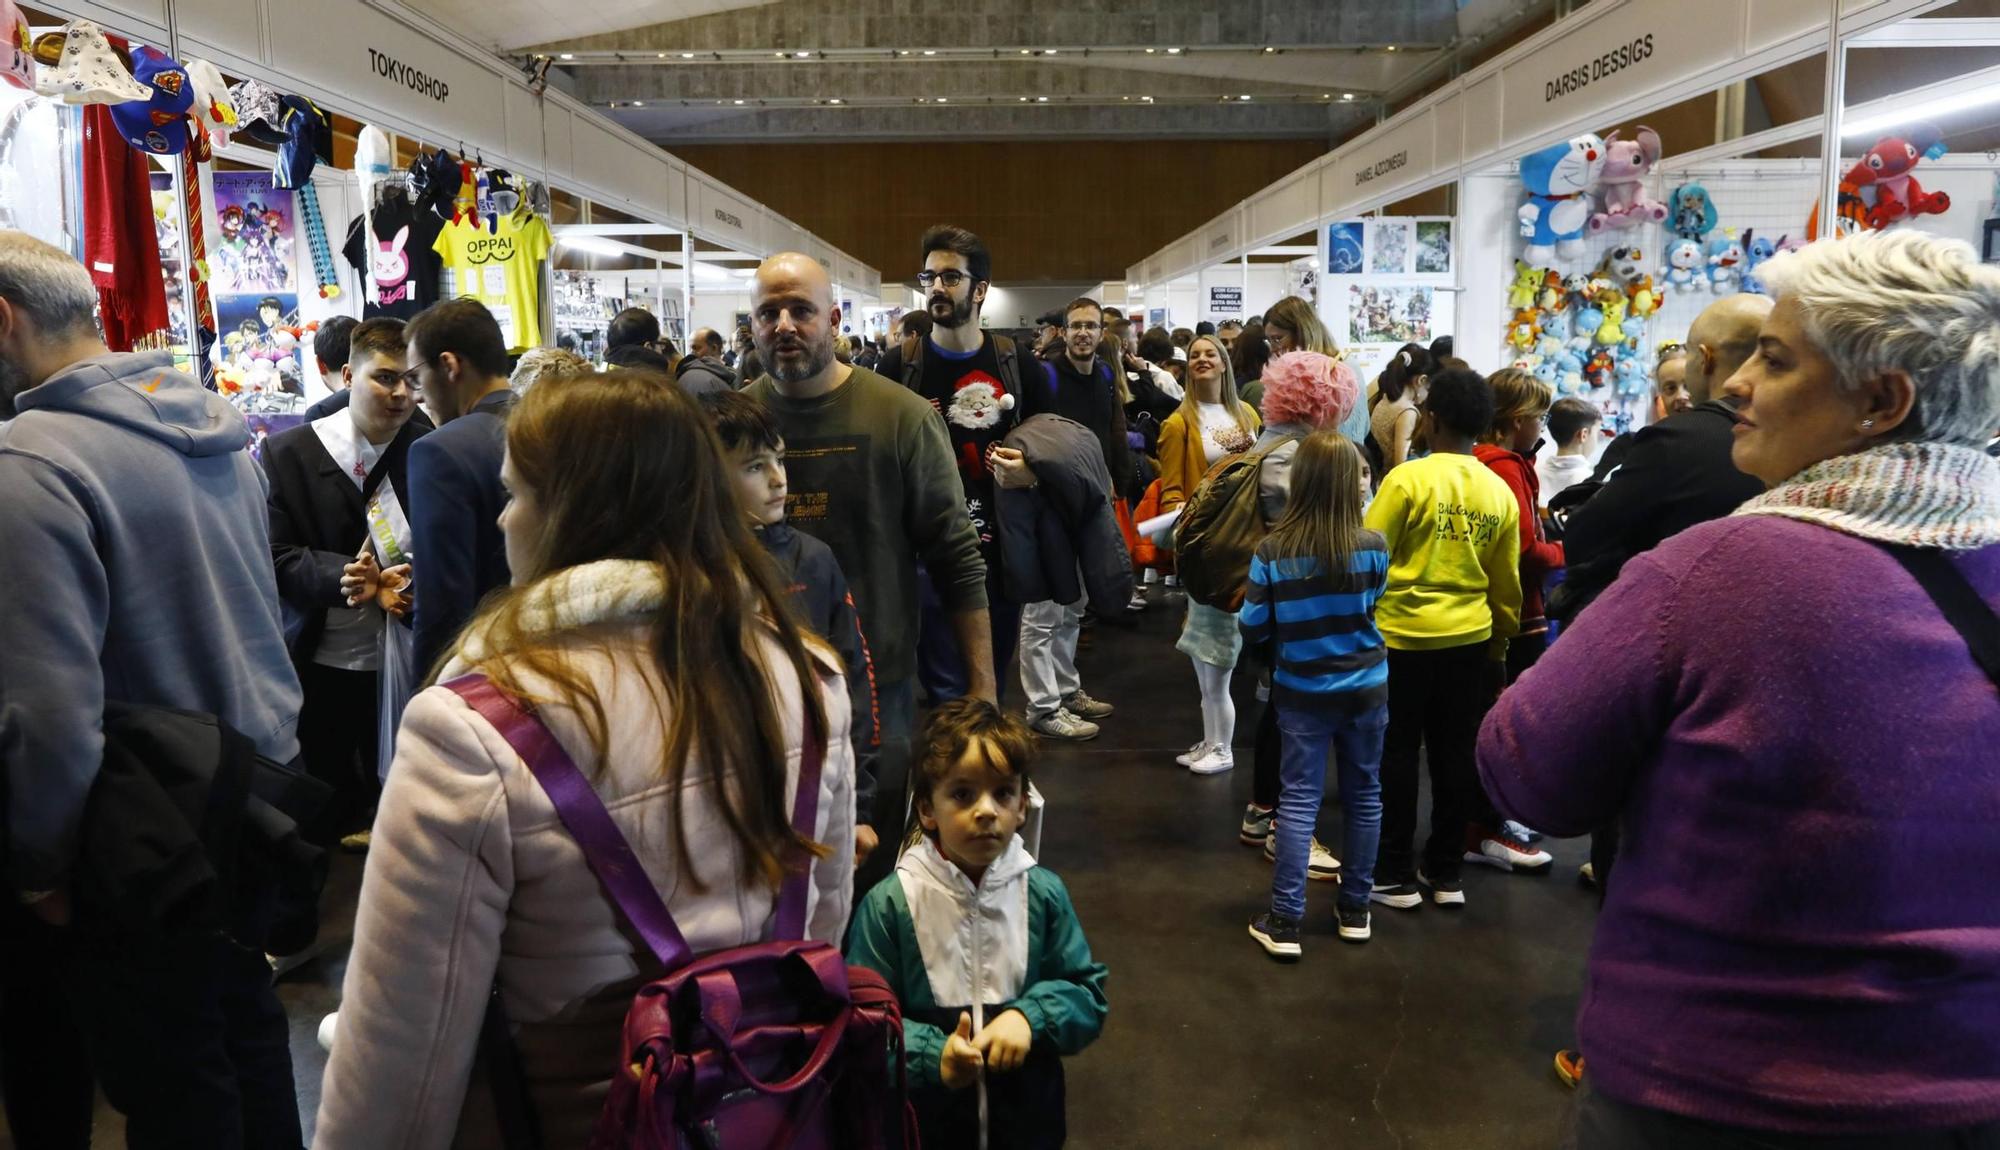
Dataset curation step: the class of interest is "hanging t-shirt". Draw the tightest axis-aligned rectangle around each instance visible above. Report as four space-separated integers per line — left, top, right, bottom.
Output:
432 209 551 351
342 195 445 320
915 335 1015 568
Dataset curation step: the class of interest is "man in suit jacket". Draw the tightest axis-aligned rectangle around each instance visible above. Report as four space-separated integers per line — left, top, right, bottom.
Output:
303 315 435 431
403 299 517 678
263 317 426 846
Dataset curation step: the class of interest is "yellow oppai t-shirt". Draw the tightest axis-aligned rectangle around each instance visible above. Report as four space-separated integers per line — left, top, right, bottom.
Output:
1362 452 1524 653
432 211 551 352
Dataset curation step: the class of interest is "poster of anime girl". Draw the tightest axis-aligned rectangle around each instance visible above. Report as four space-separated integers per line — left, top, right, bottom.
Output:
211 172 298 297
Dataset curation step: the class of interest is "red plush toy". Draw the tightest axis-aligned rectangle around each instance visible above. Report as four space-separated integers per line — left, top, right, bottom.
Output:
1846 123 1951 230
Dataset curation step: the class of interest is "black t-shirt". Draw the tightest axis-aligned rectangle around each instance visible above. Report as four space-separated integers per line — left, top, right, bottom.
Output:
914 336 1016 567
342 196 445 320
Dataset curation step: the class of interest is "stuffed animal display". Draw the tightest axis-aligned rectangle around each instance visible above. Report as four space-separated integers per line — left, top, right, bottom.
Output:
1661 238 1705 292
1847 124 1951 229
1740 229 1779 294
1668 183 1718 241
1588 126 1668 233
1518 132 1606 262
1705 232 1746 294
1509 259 1542 309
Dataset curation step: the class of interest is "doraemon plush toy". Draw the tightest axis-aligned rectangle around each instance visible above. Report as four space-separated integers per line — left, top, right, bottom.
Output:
1517 132 1606 262
1705 232 1746 294
1741 229 1780 294
1667 182 1719 241
1661 238 1706 292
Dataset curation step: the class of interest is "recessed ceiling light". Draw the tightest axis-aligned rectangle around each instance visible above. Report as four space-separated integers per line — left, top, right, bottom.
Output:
936 96 947 103
1018 96 1028 102
633 100 643 106
1239 94 1252 101
1019 49 1030 55
734 99 745 104
656 52 666 59
922 49 936 56
1263 47 1276 54
1386 45 1398 52
559 53 574 60
1145 48 1156 54
1037 95 1049 102
1141 95 1153 102
1342 92 1354 100
681 52 694 58
1121 95 1129 101
829 97 842 104
898 49 910 56
1166 47 1182 54
1322 93 1331 98
1046 49 1058 55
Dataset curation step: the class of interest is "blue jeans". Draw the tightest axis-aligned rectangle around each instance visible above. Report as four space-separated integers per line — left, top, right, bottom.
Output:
1271 702 1388 919
914 565 1018 706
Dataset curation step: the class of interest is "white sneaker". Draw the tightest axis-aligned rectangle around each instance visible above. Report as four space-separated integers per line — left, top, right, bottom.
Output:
1265 831 1342 880
1187 745 1235 775
1466 828 1556 873
1128 591 1148 612
1175 740 1214 767
1143 568 1160 585
1030 708 1100 741
317 1011 339 1052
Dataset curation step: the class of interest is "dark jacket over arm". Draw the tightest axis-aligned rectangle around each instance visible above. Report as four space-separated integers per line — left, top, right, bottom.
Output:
998 414 1135 617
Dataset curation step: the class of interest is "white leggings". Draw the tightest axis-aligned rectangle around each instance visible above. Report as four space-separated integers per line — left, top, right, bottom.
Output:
1192 658 1236 751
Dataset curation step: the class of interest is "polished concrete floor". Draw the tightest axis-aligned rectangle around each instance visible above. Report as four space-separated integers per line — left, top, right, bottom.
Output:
7 585 1600 1148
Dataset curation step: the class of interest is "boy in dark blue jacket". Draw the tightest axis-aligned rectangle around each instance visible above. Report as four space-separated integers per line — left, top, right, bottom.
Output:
703 390 882 863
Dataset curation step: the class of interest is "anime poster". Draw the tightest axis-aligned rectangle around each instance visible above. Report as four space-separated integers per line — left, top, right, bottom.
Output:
148 172 190 353
1368 220 1412 275
211 172 298 297
1415 220 1453 274
1348 284 1433 345
1326 221 1365 274
242 412 307 462
215 293 305 401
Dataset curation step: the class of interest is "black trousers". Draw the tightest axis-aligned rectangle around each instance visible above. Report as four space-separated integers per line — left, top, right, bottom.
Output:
1 906 302 1149
1566 1085 2000 1150
1376 644 1490 885
296 661 381 845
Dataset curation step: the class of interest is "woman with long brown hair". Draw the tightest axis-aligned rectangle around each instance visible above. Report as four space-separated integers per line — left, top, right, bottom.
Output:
316 370 857 1146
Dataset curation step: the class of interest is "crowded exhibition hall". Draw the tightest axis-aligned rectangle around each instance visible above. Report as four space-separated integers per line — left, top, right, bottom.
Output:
2 0 1999 1146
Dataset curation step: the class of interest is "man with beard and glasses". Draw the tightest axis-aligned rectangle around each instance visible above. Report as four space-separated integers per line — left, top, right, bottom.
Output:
743 252 992 883
876 225 1042 707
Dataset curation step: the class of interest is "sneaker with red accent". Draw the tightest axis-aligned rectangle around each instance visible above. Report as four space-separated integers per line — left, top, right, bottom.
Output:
1466 825 1554 873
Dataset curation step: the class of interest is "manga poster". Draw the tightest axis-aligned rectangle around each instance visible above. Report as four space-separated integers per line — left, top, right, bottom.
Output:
210 173 305 404
211 172 298 296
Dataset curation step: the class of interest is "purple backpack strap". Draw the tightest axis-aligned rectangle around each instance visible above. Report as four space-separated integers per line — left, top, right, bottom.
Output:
443 673 829 965
447 674 694 969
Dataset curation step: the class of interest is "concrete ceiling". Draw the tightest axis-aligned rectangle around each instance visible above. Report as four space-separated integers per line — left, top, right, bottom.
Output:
504 0 1550 144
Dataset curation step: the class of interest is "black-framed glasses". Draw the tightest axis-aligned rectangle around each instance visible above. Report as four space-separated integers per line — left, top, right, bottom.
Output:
916 270 971 289
1067 320 1102 333
399 357 439 389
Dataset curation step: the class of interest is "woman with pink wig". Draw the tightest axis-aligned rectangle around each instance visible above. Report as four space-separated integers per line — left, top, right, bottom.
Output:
1227 353 1363 880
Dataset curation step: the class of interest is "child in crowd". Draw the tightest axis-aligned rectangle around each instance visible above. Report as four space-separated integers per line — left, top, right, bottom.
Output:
1240 433 1389 956
702 390 882 862
1537 396 1601 506
1362 366 1523 909
846 699 1109 1150
1473 368 1563 679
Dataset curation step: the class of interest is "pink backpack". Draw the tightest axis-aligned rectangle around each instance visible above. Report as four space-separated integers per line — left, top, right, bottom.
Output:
447 676 915 1149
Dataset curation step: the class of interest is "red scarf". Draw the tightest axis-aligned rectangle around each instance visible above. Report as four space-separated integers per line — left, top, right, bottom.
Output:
81 103 170 351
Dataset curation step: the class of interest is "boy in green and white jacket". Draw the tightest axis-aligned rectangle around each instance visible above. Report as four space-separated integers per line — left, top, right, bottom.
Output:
845 699 1108 1149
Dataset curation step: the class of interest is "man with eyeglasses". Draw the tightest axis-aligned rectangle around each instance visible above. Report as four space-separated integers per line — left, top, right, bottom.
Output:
1007 296 1131 741
263 317 428 850
877 225 1043 707
398 298 517 678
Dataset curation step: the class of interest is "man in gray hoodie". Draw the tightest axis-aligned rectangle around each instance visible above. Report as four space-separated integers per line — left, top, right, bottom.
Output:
0 231 306 1146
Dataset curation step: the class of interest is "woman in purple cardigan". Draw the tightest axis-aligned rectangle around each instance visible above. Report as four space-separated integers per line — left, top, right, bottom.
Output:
1479 228 2000 1148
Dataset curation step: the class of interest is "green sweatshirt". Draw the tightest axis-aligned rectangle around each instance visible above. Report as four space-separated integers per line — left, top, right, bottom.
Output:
745 368 988 684
845 854 1108 1091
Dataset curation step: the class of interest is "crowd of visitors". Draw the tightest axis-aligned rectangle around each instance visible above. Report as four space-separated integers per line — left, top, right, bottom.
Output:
0 221 1996 1149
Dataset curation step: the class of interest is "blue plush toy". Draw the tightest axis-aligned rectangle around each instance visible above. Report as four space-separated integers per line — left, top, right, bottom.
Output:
1517 132 1607 263
1533 358 1560 389
1554 346 1587 395
1741 229 1780 294
1613 351 1647 397
1661 238 1706 293
1668 182 1719 241
1705 233 1745 294
1572 298 1605 343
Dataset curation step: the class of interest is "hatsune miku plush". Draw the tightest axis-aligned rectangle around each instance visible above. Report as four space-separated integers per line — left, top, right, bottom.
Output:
1667 182 1719 241
1661 238 1705 292
1518 132 1607 263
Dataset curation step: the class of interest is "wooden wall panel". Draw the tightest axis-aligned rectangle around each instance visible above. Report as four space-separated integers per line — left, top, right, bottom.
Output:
669 140 1328 284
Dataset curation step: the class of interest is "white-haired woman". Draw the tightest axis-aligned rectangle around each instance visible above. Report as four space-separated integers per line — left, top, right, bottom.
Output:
1480 229 2000 1145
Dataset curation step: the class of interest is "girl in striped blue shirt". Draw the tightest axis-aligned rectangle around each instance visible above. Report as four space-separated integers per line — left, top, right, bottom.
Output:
1239 432 1390 955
